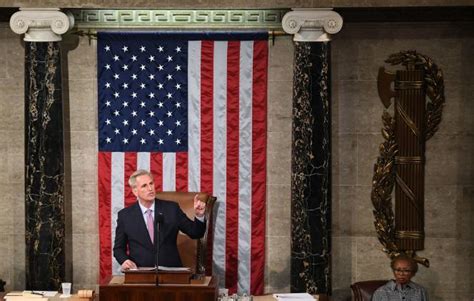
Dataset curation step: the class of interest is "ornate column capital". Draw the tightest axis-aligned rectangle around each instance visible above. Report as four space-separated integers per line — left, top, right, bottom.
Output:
10 8 74 42
282 9 343 42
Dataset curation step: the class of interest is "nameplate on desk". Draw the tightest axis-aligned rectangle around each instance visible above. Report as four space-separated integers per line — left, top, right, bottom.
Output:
124 267 192 284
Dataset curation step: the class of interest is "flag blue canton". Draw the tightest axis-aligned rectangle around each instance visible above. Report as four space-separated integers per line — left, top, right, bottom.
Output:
98 34 188 152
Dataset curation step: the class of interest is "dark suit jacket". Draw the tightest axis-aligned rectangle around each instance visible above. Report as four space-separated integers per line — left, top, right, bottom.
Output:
113 198 206 268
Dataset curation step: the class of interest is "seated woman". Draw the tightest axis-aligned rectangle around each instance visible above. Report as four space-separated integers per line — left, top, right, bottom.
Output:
372 255 428 301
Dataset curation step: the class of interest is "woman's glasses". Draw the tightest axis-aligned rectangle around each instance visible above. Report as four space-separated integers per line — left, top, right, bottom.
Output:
393 269 412 274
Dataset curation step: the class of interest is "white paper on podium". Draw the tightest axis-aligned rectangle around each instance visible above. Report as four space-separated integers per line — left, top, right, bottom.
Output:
158 266 191 272
273 293 315 300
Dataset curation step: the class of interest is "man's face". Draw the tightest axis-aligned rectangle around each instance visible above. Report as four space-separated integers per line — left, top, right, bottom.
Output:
393 260 414 285
132 174 156 204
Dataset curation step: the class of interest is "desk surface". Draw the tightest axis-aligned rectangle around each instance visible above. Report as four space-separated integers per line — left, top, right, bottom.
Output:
1 291 329 301
1 292 96 301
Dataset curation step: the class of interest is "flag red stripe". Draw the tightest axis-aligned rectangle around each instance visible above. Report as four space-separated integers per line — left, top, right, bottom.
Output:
225 41 241 293
150 153 163 191
124 153 137 207
98 152 112 282
250 40 268 295
176 152 188 191
200 41 214 194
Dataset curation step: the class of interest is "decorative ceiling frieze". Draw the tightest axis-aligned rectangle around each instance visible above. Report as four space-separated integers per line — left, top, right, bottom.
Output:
70 9 289 30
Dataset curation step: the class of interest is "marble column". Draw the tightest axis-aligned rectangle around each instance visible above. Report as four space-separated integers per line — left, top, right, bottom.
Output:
283 9 343 294
10 8 73 290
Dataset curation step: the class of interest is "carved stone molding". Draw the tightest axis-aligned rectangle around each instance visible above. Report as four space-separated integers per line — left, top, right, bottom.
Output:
282 9 343 42
10 8 74 42
71 9 288 29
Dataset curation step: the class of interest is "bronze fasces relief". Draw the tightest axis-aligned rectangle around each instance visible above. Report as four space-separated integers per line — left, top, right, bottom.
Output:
371 51 445 267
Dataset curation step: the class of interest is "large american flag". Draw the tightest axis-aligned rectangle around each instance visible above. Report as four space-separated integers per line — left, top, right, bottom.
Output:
97 32 268 295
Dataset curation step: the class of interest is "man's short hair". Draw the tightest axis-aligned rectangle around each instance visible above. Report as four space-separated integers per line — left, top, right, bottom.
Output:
390 254 418 274
128 169 153 188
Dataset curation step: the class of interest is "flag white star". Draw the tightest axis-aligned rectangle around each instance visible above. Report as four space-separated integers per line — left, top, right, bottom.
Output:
158 139 164 144
131 92 137 98
175 102 181 108
122 83 129 89
105 64 111 70
113 110 120 116
148 92 155 98
167 55 173 62
140 65 146 71
158 83 164 89
167 129 173 136
113 74 120 79
175 139 181 145
140 46 146 52
158 120 164 126
122 138 129 144
148 74 155 80
131 55 137 61
131 129 138 135
131 111 138 117
105 82 111 88
122 120 129 126
113 92 120 98
167 93 172 99
122 46 128 52
122 101 129 107
104 45 111 51
175 83 181 90
148 129 155 136
140 120 146 126
105 119 111 125
167 74 173 80
140 101 146 108
105 137 112 143
105 101 111 107
175 46 181 53
148 111 155 117
158 65 164 71
158 102 164 108
140 138 146 144
175 65 181 71
158 46 164 52
175 120 181 126
113 55 119 61
131 74 138 80
114 128 120 134
140 83 146 89
148 55 155 62
166 111 173 117
122 64 129 70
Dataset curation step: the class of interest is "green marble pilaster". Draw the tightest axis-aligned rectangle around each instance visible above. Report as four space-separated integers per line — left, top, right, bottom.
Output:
291 42 331 294
25 42 65 290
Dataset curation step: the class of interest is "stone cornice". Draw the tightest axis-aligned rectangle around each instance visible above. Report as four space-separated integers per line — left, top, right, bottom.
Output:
70 9 288 30
282 9 343 42
10 8 74 41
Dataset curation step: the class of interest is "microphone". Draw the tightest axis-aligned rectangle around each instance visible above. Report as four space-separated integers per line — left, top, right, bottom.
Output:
155 212 164 286
156 212 164 224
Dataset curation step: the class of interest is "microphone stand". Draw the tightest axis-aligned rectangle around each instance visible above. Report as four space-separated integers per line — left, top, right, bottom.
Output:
155 213 163 287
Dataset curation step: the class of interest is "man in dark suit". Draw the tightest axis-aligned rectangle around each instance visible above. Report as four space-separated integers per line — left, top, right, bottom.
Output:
113 169 206 270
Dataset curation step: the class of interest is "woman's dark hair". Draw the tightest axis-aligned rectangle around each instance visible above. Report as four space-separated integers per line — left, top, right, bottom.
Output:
390 254 418 274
